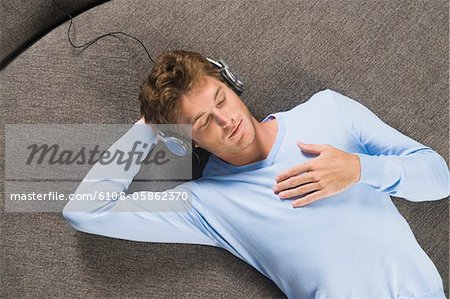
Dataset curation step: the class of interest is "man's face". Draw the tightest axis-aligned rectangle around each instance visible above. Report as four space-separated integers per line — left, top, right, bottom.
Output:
177 75 256 157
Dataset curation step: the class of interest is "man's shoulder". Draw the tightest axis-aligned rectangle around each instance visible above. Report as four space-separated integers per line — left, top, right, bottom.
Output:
308 88 336 103
285 88 337 114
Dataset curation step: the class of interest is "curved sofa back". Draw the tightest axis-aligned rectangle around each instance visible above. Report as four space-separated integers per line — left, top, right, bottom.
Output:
0 0 108 68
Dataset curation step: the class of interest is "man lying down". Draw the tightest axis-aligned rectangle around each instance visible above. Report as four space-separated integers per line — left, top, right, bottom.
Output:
63 49 449 298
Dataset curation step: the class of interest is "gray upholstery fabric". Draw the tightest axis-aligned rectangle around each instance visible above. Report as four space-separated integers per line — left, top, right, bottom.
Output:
0 0 107 67
1 0 448 297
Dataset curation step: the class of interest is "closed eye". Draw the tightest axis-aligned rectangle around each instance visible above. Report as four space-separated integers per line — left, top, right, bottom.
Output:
201 116 210 128
217 98 225 106
199 97 226 128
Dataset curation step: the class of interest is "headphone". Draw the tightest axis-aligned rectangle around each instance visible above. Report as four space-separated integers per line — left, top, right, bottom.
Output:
55 1 244 158
154 57 244 158
153 57 244 157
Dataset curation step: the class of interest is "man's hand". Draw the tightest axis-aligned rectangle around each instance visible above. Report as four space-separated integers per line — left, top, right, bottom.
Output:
273 141 361 208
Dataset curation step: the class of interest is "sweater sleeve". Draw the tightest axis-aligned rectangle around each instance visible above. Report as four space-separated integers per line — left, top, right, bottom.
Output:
330 89 450 201
62 121 218 247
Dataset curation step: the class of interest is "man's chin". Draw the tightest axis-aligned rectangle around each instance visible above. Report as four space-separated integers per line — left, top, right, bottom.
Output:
224 137 255 154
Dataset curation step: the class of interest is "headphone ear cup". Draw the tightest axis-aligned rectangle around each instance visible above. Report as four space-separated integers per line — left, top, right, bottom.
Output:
163 133 192 157
218 59 244 95
206 57 244 95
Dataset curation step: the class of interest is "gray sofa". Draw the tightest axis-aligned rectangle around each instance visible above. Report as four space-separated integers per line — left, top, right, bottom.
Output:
1 0 448 297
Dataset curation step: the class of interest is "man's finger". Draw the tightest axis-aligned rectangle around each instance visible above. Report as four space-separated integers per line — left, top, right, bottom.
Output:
275 162 312 183
297 142 327 155
278 182 321 199
292 190 325 207
273 172 317 194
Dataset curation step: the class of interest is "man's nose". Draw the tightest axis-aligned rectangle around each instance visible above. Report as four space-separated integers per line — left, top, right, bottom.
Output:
214 112 232 130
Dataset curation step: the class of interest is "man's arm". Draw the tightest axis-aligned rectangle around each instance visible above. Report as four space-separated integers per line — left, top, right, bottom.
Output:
331 89 450 201
62 119 218 246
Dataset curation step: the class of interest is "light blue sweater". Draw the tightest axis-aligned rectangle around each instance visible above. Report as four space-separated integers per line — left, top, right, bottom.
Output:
63 89 449 298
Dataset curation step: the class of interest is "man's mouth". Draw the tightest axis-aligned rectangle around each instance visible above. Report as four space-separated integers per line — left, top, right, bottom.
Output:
229 119 243 139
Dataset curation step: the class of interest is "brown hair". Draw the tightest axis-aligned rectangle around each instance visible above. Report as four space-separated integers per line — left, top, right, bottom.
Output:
139 49 225 127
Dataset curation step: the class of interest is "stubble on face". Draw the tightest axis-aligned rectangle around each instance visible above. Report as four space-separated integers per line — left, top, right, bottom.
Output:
212 108 257 156
178 76 261 159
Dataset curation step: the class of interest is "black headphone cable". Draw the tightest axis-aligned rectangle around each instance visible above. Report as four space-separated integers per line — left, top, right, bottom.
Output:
52 0 155 64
